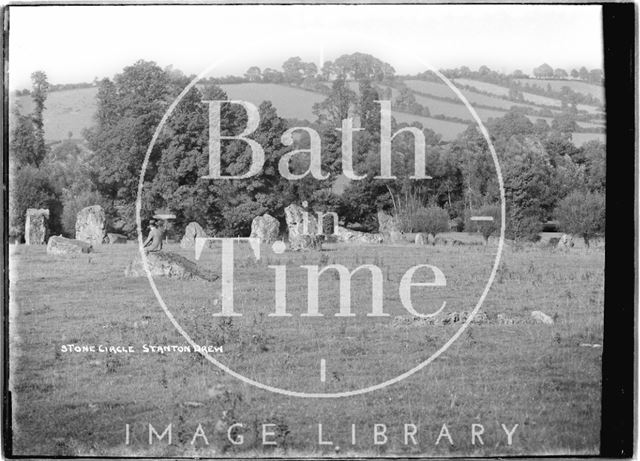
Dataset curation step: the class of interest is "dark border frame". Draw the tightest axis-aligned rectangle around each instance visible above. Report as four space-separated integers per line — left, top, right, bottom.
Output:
600 2 636 458
1 2 636 459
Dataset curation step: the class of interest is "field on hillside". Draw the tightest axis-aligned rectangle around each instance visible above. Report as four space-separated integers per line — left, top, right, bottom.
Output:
12 87 98 142
572 132 606 146
11 79 605 146
9 238 604 457
405 79 558 113
515 78 604 104
392 112 468 140
219 83 325 121
452 78 602 115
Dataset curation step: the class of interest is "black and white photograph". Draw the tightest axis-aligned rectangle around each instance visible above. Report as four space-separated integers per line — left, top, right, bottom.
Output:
2 2 634 459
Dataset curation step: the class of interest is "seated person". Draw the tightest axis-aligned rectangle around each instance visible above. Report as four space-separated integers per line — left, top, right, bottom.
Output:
143 220 163 252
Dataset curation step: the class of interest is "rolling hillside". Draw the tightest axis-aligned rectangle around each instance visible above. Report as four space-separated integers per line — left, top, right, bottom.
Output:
514 78 605 103
11 77 606 147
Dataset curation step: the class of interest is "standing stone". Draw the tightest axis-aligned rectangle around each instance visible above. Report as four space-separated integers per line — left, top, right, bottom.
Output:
387 231 403 244
285 204 318 240
180 222 208 249
558 233 574 249
47 235 92 255
377 210 399 235
75 205 106 246
250 214 280 243
415 233 426 245
25 208 49 245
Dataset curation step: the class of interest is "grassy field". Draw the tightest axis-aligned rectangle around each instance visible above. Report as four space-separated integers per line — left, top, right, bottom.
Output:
219 83 325 121
11 87 98 142
9 237 604 457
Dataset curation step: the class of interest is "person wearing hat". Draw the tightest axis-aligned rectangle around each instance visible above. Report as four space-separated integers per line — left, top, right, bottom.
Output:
143 219 163 252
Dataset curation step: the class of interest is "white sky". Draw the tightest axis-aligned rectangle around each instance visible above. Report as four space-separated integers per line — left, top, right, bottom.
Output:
8 4 603 90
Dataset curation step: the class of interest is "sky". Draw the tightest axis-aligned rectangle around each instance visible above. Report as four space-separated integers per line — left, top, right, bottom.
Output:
8 4 603 90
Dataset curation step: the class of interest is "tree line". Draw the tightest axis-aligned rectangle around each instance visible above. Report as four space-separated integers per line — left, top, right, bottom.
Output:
9 57 605 245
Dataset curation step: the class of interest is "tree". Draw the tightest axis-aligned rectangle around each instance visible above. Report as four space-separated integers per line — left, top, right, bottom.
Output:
85 60 177 206
393 87 421 114
30 71 49 164
551 112 578 134
466 204 500 243
533 63 553 78
554 68 568 79
320 61 335 81
589 68 604 84
555 191 605 246
333 52 395 81
511 69 525 78
579 66 590 81
244 66 262 82
412 206 449 237
302 62 318 80
282 57 304 84
582 140 606 192
9 108 38 168
9 165 60 241
570 69 579 79
312 77 357 126
262 68 283 83
501 135 555 240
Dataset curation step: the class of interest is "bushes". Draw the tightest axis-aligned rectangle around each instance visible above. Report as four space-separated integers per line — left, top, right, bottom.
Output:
555 191 605 246
408 206 449 237
465 205 501 243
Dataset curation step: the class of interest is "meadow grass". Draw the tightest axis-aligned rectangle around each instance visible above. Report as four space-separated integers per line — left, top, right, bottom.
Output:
8 237 603 457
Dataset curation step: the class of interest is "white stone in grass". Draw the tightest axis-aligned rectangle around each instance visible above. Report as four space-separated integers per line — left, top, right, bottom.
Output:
531 310 554 325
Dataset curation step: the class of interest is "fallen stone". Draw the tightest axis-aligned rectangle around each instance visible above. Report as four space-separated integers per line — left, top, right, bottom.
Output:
531 310 554 325
25 208 49 245
334 226 383 244
124 251 218 281
182 401 204 408
106 233 127 244
75 205 106 246
180 222 208 249
47 235 92 255
250 213 280 243
391 310 489 327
